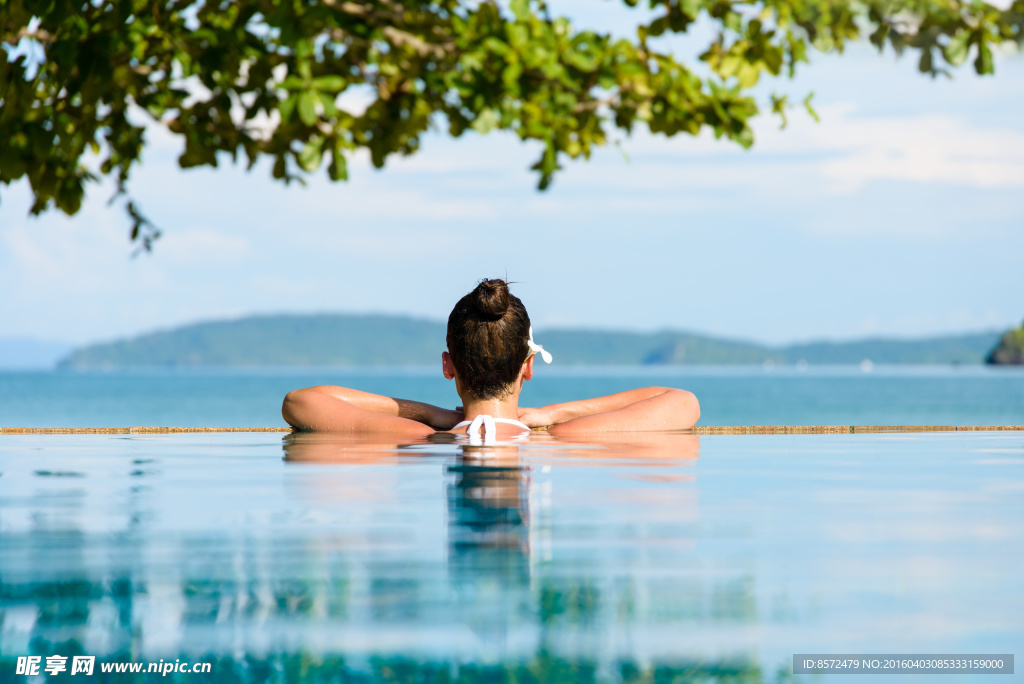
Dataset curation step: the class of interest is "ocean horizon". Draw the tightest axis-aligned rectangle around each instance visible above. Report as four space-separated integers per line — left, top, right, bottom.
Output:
3 365 1021 428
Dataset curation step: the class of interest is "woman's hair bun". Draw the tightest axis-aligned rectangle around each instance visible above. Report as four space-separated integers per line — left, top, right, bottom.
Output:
447 277 531 399
472 279 511 319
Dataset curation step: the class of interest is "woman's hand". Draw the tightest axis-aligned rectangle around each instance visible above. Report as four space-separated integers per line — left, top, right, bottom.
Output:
518 406 554 428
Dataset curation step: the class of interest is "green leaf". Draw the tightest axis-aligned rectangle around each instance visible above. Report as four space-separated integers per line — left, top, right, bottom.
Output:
770 93 788 129
298 137 324 172
298 91 318 127
471 108 500 134
803 92 819 123
918 49 933 74
313 76 346 92
508 24 528 49
647 17 669 37
328 143 348 181
736 61 760 88
278 94 298 123
317 92 338 119
975 42 993 75
735 125 754 148
944 31 970 66
509 0 530 22
295 39 313 61
502 62 523 90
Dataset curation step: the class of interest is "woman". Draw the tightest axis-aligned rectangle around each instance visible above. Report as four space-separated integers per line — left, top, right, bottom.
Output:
282 279 700 439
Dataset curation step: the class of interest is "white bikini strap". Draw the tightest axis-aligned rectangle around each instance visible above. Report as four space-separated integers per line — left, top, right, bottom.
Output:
467 414 497 446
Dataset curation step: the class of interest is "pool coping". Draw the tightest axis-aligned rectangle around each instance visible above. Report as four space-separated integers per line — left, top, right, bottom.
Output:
1 425 1022 435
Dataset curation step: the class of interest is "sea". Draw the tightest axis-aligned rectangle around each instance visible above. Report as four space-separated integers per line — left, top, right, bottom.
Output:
1 365 1022 427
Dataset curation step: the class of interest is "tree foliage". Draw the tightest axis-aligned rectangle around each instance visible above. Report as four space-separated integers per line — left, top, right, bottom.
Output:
2 0 1022 248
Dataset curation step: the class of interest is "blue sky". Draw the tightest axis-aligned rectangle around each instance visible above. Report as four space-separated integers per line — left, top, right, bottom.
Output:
1 4 1022 347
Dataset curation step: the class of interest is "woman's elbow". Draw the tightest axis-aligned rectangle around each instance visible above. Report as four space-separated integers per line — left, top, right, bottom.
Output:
686 391 701 427
282 389 313 430
670 388 700 428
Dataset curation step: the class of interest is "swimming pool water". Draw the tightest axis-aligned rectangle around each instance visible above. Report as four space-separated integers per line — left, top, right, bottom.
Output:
1 431 1021 682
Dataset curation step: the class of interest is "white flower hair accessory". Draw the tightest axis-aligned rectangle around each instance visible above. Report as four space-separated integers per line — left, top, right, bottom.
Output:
526 327 553 364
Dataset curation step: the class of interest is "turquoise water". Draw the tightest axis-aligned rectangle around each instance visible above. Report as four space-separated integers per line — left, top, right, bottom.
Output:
0 430 1021 683
1 366 1022 427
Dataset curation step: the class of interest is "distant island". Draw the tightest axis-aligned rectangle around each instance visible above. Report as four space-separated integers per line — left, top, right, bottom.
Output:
986 321 1024 365
55 314 1005 368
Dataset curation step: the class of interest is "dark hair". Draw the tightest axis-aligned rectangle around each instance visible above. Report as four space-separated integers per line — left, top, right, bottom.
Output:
446 279 531 399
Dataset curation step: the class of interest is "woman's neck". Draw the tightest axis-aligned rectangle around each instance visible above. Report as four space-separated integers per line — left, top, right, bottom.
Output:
460 396 521 422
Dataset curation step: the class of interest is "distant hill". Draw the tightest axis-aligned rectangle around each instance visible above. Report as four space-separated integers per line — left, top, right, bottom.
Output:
59 315 446 368
57 314 1004 368
778 334 1002 365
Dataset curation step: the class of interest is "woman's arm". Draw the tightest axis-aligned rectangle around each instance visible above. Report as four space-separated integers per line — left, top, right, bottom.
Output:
520 387 700 435
282 385 462 434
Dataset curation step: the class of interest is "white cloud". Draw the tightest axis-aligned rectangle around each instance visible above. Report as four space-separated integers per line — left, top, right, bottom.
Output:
610 104 1024 194
806 107 1024 192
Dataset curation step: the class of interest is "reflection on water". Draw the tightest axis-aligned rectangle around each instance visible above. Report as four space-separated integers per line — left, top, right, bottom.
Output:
447 452 533 654
448 458 531 583
1 431 1022 682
